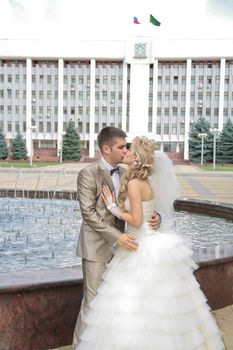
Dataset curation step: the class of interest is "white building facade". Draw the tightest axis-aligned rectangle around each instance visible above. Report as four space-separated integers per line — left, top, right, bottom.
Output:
0 37 233 160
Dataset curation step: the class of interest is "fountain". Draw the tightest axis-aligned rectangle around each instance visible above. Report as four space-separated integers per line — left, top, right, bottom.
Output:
0 168 233 350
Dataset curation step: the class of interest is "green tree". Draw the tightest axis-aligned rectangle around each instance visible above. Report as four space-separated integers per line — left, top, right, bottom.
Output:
189 117 213 163
217 119 233 164
62 120 81 161
12 132 28 160
0 130 8 159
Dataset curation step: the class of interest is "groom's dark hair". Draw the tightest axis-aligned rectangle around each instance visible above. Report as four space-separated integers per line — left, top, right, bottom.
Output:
97 126 127 151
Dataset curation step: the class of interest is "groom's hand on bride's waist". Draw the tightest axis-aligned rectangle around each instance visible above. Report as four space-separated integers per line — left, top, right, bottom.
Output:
148 212 161 230
117 233 138 251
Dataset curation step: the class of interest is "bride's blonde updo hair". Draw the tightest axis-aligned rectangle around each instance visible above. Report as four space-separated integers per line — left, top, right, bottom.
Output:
118 136 156 208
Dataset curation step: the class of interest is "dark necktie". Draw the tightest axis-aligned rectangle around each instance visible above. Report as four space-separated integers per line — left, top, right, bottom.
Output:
110 166 120 176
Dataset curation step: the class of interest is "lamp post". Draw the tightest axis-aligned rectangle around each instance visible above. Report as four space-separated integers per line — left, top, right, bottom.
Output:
209 128 219 171
28 125 37 167
198 132 207 166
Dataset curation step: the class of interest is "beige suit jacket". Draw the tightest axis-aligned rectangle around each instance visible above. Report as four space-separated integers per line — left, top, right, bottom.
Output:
76 160 126 263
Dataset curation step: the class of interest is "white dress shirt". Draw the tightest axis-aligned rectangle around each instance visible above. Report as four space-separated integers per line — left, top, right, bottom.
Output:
101 157 120 198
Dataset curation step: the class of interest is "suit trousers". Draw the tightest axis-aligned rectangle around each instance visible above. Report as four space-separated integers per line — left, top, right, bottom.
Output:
72 259 107 349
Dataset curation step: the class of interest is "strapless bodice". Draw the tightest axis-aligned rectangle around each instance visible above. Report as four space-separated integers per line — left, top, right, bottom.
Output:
124 198 156 238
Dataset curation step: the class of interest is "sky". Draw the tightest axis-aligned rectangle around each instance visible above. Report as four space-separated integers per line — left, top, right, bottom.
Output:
1 0 233 41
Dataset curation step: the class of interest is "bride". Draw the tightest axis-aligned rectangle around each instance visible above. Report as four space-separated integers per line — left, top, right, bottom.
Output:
76 136 225 350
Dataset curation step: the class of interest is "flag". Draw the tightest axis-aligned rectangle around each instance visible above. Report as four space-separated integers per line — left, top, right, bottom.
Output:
133 16 140 24
149 14 161 26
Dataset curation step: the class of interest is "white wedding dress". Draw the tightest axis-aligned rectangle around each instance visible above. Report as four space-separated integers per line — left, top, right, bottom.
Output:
76 199 225 350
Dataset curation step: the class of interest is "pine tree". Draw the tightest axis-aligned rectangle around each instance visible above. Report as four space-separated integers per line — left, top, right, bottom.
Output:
217 119 233 164
189 117 212 163
62 120 81 161
12 132 28 160
0 130 8 159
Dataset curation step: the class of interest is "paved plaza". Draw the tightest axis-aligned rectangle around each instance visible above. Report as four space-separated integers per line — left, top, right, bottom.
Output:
0 162 233 349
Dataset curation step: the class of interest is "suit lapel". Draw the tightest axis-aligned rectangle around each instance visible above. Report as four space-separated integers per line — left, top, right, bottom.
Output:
98 160 115 193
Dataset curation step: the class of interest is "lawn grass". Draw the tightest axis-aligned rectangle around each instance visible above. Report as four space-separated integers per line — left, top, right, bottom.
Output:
197 165 233 171
0 162 60 168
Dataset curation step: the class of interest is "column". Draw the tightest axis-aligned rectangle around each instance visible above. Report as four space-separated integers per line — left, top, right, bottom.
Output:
89 59 96 157
121 62 128 132
57 58 64 158
26 58 32 157
184 58 192 160
218 58 225 132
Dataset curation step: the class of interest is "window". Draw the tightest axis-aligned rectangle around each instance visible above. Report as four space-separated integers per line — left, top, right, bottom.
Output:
215 76 220 84
173 76 178 84
181 76 186 84
224 108 228 116
47 122 51 132
191 76 195 84
214 108 219 116
157 92 162 100
156 123 161 134
215 92 219 101
165 92 170 100
165 76 170 84
173 92 178 100
157 108 161 116
71 107 75 115
206 108 211 116
95 107 99 116
111 76 116 84
206 92 211 100
8 121 12 132
164 124 169 134
102 106 107 115
164 108 169 116
47 75 51 84
172 107 178 116
197 108 202 116
180 123 185 134
15 75 20 83
39 121 43 132
172 124 177 134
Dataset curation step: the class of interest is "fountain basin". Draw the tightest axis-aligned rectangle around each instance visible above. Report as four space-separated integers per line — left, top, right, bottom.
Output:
0 194 233 350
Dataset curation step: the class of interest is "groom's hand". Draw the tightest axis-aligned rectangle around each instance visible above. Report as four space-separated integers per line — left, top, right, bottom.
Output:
149 212 161 230
117 233 138 251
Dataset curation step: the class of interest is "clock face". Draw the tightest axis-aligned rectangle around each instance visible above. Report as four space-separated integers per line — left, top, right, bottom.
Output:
134 43 147 58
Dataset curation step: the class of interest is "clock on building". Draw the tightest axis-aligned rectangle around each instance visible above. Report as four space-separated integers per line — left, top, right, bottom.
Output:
134 43 147 58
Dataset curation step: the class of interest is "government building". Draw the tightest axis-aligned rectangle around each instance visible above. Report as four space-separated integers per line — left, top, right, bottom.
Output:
0 37 232 161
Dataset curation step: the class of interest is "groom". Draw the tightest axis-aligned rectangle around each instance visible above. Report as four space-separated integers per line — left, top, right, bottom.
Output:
72 126 160 348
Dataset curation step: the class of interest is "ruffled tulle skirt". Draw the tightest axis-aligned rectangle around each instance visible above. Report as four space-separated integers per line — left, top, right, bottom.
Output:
77 233 225 350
